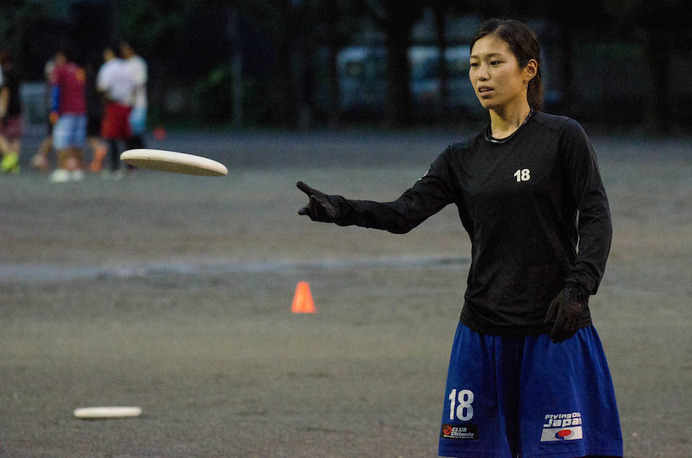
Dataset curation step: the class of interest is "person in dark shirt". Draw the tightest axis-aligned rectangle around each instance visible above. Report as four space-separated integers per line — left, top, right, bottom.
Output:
297 19 622 458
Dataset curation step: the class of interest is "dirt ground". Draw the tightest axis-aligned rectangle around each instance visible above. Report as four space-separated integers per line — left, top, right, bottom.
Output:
0 130 690 457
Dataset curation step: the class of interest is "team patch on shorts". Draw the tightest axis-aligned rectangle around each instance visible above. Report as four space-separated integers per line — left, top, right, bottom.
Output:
440 424 479 440
540 412 583 441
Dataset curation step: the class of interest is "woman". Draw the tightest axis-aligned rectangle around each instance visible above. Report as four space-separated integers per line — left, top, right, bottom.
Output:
297 19 622 458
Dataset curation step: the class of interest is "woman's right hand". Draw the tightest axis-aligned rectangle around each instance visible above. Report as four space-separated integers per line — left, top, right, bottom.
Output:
296 181 339 223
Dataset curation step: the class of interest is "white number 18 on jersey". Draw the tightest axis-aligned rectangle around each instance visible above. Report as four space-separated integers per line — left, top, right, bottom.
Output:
514 168 531 182
448 389 475 421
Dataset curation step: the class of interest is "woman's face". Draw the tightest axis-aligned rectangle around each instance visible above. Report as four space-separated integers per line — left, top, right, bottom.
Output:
469 34 535 112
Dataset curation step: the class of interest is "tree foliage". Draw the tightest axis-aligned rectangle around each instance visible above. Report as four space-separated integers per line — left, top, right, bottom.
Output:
117 0 194 60
3 0 690 130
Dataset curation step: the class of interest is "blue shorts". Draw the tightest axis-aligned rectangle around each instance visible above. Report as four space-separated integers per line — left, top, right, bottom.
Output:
439 324 623 458
53 114 86 150
129 107 147 135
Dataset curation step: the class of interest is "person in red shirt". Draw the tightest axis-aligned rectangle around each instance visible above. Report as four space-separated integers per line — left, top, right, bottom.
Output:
49 48 87 183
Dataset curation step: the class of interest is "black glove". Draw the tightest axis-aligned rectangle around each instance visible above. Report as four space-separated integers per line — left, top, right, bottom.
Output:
296 181 339 223
545 285 589 343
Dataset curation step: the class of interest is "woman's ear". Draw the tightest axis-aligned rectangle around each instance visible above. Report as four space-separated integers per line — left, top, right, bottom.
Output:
524 58 538 83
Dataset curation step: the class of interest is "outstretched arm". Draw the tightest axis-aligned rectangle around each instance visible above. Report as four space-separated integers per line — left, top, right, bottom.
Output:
297 148 458 234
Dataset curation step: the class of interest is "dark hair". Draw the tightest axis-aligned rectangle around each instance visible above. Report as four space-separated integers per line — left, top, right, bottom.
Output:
104 41 122 58
57 46 75 63
471 19 544 111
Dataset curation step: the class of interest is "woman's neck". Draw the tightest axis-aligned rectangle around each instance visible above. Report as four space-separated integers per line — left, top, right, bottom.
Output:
489 102 533 139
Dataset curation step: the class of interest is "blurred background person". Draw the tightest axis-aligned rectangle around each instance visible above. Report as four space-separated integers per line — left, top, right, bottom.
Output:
84 59 108 172
0 49 22 174
96 43 135 179
120 40 147 150
30 58 57 172
49 48 87 183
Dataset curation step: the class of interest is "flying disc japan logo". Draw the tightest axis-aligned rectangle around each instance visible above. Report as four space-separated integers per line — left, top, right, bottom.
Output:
540 412 583 442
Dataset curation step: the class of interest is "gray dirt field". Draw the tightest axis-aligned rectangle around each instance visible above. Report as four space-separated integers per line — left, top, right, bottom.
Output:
0 130 690 457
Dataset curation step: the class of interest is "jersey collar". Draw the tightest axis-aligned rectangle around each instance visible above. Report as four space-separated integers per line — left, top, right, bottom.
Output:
483 110 536 144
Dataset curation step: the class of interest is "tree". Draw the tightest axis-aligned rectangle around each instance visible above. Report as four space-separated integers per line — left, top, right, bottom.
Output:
360 0 425 127
235 0 307 128
430 1 450 118
116 1 206 124
317 0 363 127
290 0 364 128
322 0 342 127
621 0 690 133
428 0 474 119
527 0 607 117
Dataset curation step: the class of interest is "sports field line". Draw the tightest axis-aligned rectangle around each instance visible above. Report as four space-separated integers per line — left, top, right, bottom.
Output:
0 256 469 283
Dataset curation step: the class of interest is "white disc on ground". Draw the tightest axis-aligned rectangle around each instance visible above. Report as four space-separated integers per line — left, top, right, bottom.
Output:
73 406 143 419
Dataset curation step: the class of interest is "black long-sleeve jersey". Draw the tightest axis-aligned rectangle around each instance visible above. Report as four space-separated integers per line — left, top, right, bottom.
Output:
329 112 613 335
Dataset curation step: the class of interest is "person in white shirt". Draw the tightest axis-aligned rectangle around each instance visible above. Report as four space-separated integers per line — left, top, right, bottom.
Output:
120 41 148 150
96 44 136 177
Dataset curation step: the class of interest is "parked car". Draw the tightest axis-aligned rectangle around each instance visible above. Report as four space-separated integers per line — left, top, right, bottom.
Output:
337 45 482 120
337 46 387 119
409 45 482 118
336 44 561 121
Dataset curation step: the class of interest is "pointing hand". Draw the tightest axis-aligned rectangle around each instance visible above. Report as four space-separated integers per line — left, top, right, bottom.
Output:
296 181 339 223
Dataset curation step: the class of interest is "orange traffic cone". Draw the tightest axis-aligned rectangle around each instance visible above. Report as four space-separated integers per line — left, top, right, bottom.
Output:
291 281 316 314
153 126 167 140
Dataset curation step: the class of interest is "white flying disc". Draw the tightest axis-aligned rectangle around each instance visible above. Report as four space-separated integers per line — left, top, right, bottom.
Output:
120 149 227 176
74 406 143 419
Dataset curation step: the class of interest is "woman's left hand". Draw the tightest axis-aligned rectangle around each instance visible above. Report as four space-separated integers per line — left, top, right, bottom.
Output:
545 285 588 343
